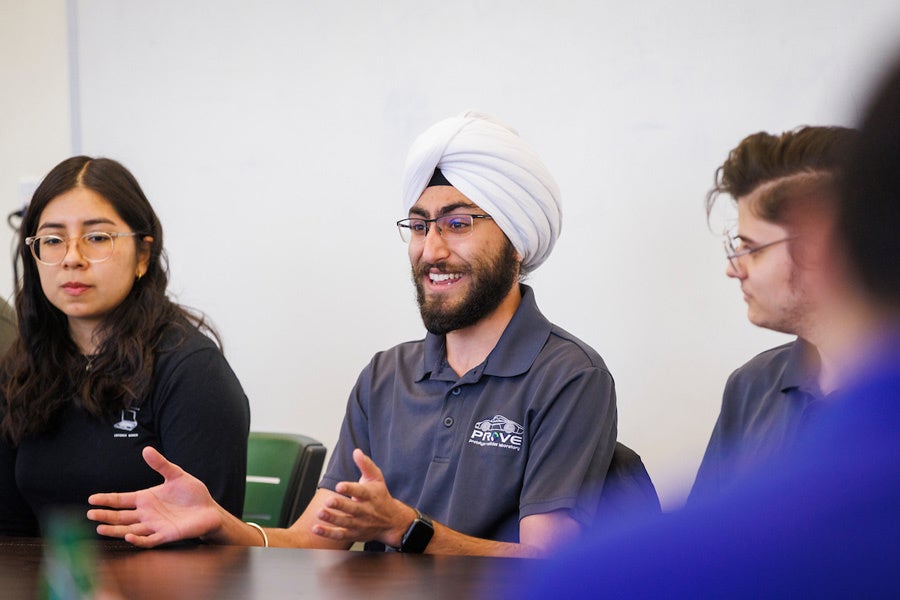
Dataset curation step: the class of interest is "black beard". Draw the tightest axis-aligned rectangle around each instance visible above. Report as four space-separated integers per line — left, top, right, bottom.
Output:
413 241 520 335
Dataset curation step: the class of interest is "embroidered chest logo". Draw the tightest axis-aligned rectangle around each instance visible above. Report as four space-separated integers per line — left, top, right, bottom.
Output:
113 408 140 438
468 414 524 451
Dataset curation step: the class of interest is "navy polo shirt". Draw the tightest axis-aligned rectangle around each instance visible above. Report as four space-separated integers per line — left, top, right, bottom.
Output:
319 285 617 543
690 339 823 502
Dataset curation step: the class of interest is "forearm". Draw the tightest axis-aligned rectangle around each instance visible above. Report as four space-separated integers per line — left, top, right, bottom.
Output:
198 506 333 549
424 507 585 558
202 505 266 546
234 489 351 550
424 521 544 558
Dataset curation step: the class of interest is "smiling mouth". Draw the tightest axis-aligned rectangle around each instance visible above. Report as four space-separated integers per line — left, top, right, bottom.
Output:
429 272 462 284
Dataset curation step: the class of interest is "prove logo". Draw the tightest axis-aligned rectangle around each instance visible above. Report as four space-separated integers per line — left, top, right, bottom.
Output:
468 415 524 451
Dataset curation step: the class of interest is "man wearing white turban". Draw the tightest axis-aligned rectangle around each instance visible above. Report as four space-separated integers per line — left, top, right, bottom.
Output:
401 110 562 274
89 112 619 558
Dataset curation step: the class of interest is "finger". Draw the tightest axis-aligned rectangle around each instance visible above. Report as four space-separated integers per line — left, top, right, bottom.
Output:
87 508 140 525
142 446 184 481
95 523 138 539
318 496 356 525
88 492 138 509
333 481 368 501
317 506 358 528
123 532 168 549
352 449 383 483
311 523 350 541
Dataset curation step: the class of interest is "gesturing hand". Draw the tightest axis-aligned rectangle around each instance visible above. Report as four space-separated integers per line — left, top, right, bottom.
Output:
87 446 223 548
312 448 416 548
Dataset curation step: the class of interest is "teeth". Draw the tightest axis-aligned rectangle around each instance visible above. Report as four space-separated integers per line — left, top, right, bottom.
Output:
429 272 462 283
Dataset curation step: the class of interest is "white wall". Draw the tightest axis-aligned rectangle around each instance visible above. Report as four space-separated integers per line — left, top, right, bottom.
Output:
6 0 900 509
0 0 72 302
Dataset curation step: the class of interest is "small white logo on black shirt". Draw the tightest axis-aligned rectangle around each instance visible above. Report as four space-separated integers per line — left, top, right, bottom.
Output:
113 408 140 437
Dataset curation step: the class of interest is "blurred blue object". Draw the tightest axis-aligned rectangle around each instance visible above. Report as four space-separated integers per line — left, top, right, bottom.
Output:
521 335 900 599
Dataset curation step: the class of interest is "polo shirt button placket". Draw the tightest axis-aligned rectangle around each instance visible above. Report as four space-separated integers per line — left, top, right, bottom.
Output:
443 387 462 429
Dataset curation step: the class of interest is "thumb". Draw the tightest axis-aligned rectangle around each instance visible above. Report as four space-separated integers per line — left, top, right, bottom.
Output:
142 446 183 481
353 448 384 483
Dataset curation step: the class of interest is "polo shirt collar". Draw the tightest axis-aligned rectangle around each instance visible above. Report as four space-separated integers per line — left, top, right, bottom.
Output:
417 284 551 381
781 337 821 396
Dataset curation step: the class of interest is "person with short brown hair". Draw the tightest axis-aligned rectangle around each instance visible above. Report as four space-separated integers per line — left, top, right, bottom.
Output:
691 126 861 500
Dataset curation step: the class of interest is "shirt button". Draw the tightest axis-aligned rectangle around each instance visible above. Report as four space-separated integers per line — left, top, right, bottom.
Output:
443 417 454 427
451 388 461 396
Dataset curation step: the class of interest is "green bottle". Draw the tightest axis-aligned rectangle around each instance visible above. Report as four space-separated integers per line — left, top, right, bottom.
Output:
40 510 97 600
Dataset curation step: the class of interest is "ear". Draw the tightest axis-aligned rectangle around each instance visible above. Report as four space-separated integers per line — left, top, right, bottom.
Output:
136 235 154 279
513 250 524 280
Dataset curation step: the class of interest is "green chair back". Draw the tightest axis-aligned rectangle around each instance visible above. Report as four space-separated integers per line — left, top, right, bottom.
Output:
243 432 327 528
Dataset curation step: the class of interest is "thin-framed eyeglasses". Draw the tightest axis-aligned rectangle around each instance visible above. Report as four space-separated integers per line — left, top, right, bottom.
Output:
24 232 142 266
396 214 493 243
723 231 795 273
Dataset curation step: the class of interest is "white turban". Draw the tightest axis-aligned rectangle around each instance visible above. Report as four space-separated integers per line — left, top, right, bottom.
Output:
401 111 562 273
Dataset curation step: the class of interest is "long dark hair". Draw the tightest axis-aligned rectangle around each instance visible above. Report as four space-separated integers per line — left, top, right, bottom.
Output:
0 156 217 444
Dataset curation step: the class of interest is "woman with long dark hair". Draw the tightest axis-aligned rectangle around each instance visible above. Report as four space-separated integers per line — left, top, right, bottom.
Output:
0 156 250 536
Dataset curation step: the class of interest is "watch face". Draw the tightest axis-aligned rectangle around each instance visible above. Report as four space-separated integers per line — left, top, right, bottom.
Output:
401 515 434 553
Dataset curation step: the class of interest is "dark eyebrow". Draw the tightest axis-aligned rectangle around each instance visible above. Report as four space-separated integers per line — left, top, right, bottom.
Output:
408 202 481 219
37 217 118 232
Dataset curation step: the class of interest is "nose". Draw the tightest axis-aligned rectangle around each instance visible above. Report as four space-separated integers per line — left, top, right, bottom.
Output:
60 238 87 268
419 224 451 263
725 257 745 280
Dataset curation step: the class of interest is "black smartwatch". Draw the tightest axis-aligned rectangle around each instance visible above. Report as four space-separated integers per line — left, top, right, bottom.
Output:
398 508 434 553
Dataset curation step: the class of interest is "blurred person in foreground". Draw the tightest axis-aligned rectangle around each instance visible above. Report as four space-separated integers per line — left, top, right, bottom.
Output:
519 59 900 597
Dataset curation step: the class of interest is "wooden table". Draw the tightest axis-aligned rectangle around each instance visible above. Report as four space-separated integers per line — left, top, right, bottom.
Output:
0 537 529 599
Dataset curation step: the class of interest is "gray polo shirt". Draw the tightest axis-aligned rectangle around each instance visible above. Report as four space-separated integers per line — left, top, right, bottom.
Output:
689 339 823 502
320 285 617 543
